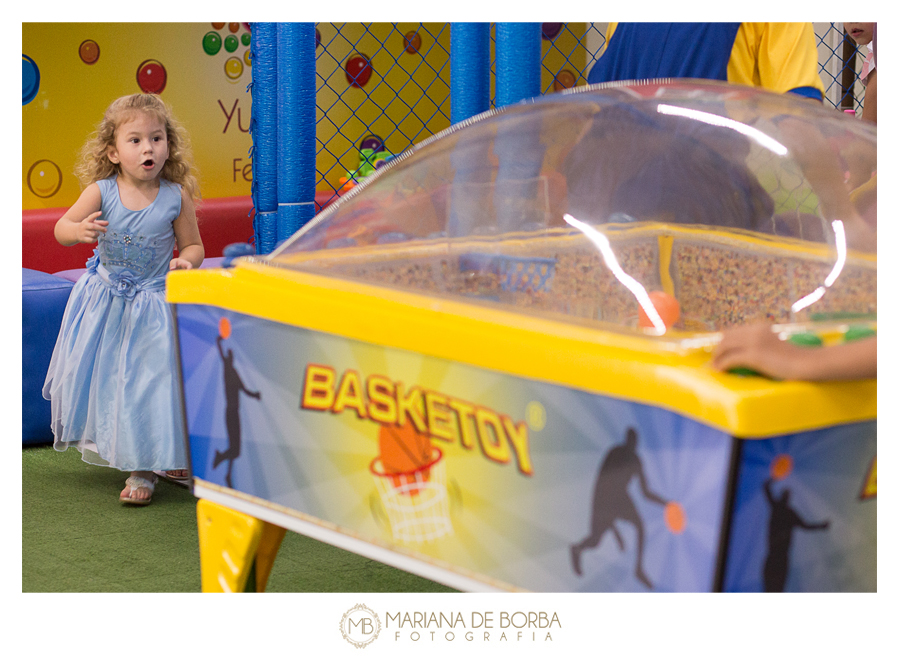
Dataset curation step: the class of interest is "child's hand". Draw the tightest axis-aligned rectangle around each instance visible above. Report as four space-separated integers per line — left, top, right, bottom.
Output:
169 257 194 270
711 323 804 380
76 211 108 244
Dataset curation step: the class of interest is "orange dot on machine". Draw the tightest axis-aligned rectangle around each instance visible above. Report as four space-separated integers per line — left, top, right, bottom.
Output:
664 501 686 534
770 454 794 481
638 290 681 329
218 317 232 339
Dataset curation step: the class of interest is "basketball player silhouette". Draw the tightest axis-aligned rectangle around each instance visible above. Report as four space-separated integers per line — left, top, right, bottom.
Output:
571 427 667 588
762 477 830 592
212 334 261 488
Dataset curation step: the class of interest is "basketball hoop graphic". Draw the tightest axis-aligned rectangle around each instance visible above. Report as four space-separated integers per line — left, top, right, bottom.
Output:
370 422 453 543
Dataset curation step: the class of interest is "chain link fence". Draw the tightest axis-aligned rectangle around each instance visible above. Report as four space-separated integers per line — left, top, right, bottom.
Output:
311 22 868 205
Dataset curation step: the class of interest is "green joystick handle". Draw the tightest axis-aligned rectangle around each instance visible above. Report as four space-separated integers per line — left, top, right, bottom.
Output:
788 332 823 347
727 331 822 377
728 366 762 377
843 325 876 342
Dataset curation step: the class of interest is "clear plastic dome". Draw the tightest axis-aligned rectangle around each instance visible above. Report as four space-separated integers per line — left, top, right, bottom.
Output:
269 80 876 339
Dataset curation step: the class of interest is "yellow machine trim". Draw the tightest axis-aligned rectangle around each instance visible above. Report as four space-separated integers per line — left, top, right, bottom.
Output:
196 498 286 593
658 234 675 296
168 263 875 438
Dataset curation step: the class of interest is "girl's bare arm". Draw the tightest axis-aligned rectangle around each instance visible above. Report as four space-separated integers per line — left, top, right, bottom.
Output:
54 183 107 246
170 188 205 270
712 323 876 381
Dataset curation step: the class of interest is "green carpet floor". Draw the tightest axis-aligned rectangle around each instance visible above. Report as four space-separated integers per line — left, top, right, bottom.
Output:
22 445 456 593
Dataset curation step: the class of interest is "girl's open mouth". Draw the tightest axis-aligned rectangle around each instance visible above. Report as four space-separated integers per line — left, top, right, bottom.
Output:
142 159 155 169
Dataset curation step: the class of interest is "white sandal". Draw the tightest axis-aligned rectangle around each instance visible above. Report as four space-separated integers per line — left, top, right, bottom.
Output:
120 474 157 506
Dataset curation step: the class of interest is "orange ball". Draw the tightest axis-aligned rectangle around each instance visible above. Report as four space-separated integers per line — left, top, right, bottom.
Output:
770 454 794 481
638 290 681 329
664 501 686 534
378 422 432 474
218 317 231 339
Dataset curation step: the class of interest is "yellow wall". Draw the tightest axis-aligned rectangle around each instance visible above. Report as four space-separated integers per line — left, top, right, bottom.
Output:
23 23 257 210
23 22 589 211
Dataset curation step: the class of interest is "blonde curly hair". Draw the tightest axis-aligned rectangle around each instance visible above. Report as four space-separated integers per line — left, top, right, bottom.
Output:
75 94 201 202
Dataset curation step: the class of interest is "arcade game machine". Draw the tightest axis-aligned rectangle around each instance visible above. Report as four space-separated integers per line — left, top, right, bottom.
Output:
167 80 876 592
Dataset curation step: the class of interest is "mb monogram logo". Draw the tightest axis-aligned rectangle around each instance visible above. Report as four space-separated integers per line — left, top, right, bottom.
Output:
340 604 382 648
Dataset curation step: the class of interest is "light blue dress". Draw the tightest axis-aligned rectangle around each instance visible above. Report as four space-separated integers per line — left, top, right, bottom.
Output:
42 176 187 472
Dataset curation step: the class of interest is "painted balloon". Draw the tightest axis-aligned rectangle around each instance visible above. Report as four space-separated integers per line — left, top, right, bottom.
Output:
23 54 40 105
553 69 576 92
79 39 100 64
345 53 372 88
542 23 563 40
136 59 167 94
203 31 222 55
27 159 63 198
404 31 422 54
224 57 243 81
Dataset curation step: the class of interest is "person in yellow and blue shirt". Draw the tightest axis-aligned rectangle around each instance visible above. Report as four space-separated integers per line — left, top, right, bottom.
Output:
587 23 825 101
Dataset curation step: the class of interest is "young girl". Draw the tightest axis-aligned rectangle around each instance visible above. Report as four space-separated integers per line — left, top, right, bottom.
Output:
42 94 204 505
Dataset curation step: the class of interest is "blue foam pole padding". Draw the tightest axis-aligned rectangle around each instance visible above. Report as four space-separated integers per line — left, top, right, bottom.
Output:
495 23 541 108
446 136 494 237
251 22 278 253
277 203 315 243
493 24 545 231
22 269 74 445
492 120 546 232
276 22 317 244
254 210 277 254
451 23 491 124
277 23 302 204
